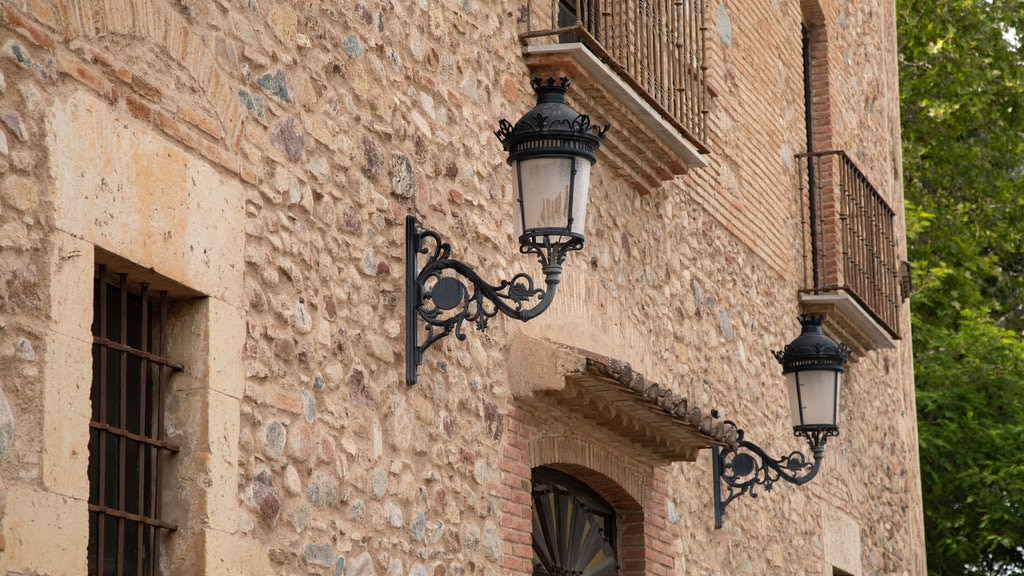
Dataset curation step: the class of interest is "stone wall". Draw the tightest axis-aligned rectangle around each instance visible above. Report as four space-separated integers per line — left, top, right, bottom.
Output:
0 1 924 575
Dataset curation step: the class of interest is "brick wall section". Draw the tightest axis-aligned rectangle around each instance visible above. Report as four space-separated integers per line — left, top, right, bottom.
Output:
1 1 254 182
804 11 834 153
503 405 681 576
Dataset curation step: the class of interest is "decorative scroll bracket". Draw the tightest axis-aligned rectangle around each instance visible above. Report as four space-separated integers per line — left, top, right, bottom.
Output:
405 215 571 385
712 416 837 529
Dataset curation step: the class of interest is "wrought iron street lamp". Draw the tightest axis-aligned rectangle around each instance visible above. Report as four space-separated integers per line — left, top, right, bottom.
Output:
405 77 609 385
712 313 852 528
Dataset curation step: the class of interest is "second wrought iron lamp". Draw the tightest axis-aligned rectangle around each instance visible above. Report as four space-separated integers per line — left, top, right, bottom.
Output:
405 77 609 385
713 313 852 528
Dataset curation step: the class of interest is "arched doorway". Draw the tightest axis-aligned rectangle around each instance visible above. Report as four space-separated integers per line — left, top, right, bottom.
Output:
531 466 619 576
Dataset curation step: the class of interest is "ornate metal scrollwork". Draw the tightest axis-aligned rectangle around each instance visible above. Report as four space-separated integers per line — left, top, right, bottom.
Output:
712 415 838 528
405 215 567 385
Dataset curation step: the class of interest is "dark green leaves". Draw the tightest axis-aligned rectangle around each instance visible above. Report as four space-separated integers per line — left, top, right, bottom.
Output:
899 0 1024 573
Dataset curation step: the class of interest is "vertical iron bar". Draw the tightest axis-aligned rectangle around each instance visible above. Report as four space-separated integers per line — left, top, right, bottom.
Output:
118 273 128 576
657 0 666 105
712 446 724 529
630 0 635 78
857 168 867 299
616 0 624 67
868 182 876 308
645 0 653 95
857 167 867 300
406 216 422 385
839 160 849 290
153 291 170 575
842 160 854 293
876 196 884 318
689 0 697 131
699 0 707 141
670 1 679 121
136 283 149 576
686 0 694 125
97 266 109 575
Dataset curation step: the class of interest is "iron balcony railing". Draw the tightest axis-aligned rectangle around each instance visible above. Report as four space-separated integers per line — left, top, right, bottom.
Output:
521 0 709 152
798 150 901 338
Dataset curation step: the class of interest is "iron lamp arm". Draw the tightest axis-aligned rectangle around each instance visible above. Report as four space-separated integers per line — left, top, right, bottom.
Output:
405 216 568 385
712 422 836 529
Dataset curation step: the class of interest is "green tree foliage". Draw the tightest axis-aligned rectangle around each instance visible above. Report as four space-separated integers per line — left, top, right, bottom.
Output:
915 311 1024 575
898 0 1024 573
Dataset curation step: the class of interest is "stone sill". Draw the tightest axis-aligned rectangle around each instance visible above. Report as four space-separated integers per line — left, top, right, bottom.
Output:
523 43 708 195
799 292 899 359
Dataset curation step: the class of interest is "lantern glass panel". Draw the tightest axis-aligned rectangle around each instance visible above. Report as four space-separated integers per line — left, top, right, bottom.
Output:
513 156 591 241
785 369 841 428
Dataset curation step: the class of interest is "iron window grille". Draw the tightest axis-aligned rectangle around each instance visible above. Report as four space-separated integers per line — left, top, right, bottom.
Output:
89 266 181 576
522 0 709 152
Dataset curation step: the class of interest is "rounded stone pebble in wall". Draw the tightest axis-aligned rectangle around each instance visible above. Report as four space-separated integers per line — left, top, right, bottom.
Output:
0 383 13 462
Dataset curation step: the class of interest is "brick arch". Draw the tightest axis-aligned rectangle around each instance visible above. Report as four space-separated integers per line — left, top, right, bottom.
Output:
32 0 244 146
539 462 643 514
801 0 826 27
501 407 676 576
530 435 646 510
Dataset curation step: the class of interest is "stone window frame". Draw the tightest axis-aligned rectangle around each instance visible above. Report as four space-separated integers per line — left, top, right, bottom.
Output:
1 88 253 576
40 235 246 576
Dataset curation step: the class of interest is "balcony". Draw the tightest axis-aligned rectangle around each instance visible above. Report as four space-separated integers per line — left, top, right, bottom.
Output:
797 150 903 355
519 0 710 194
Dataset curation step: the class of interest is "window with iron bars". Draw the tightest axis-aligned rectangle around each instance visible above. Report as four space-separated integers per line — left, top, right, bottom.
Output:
89 266 181 576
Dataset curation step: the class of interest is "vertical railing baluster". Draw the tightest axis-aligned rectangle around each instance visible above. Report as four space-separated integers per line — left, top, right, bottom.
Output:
698 0 704 136
692 0 699 131
672 1 681 121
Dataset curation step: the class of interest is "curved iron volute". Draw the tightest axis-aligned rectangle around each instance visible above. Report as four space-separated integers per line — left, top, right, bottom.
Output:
712 419 837 528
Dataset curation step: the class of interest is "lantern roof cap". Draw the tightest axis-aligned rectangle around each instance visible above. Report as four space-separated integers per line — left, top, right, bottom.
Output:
494 77 609 161
772 314 851 373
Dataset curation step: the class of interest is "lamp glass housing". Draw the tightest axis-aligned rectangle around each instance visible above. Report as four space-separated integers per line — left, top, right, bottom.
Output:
786 368 841 429
496 77 607 254
774 314 851 433
512 155 590 245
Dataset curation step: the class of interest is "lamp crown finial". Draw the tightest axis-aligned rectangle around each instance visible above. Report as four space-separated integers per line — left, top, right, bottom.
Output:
797 313 826 329
531 76 571 101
